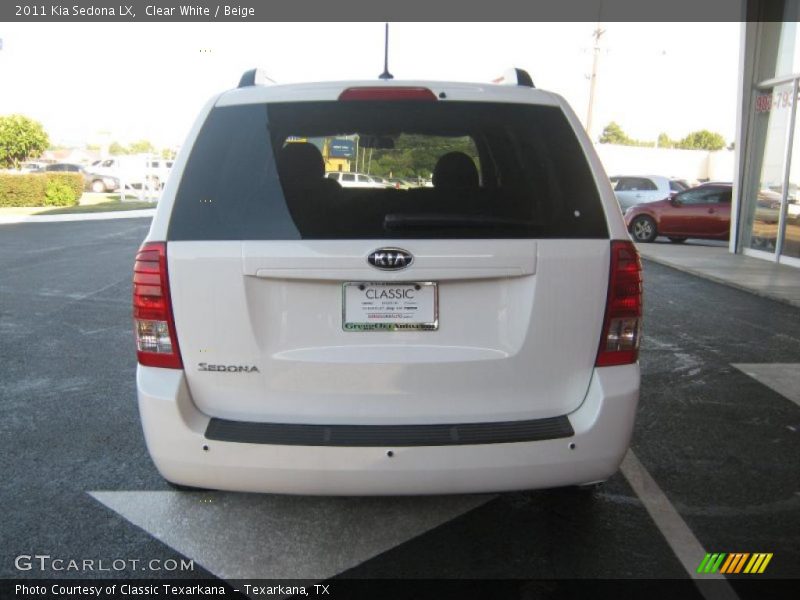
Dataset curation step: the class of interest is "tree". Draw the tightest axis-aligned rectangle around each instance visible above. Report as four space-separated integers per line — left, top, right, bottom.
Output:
676 130 727 151
109 142 128 155
598 122 631 145
0 114 49 169
128 139 156 154
367 134 478 179
657 133 674 148
599 122 727 151
109 140 157 155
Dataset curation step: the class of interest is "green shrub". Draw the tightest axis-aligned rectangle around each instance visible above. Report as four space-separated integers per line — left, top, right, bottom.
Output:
45 173 84 200
0 173 45 206
0 172 83 207
44 179 78 206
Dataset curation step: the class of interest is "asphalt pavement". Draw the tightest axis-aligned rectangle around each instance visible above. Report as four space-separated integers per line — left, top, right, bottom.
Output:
1 219 798 599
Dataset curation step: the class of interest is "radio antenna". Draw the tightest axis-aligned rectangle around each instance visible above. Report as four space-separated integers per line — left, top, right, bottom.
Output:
378 23 394 80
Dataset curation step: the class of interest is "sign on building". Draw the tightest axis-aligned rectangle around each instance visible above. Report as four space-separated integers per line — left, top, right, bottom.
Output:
329 139 355 158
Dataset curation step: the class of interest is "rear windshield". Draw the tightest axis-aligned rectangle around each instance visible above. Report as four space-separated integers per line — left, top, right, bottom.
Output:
167 101 608 240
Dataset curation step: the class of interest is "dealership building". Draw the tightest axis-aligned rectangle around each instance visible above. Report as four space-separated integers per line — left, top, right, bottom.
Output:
734 3 800 267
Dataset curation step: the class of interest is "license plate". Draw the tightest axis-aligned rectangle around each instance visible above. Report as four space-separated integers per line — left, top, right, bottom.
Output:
343 282 438 331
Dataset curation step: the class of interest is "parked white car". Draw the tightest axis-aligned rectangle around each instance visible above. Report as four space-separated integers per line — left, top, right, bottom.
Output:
134 69 642 495
145 159 175 188
92 156 174 189
610 175 689 211
325 171 386 188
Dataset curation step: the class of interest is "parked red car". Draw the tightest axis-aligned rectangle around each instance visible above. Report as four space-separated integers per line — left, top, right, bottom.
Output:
625 183 732 243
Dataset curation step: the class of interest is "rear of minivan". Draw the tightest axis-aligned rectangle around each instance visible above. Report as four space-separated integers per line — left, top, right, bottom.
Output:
134 78 641 495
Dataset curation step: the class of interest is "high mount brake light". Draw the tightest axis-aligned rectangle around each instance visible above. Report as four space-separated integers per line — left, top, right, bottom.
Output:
338 87 438 102
596 240 643 367
133 242 183 369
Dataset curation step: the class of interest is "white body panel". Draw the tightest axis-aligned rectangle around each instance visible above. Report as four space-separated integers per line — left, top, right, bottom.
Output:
168 239 608 424
138 363 639 495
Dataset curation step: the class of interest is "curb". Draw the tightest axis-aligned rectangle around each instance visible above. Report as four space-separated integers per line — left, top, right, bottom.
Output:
0 209 156 224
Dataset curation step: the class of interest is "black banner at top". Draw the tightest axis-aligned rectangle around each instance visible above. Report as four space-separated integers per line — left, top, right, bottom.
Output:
0 0 756 23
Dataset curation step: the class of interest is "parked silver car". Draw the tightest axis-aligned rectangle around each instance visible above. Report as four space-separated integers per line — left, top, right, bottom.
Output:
610 175 689 211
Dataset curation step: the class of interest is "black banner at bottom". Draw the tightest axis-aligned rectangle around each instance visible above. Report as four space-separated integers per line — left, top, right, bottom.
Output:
3 579 797 600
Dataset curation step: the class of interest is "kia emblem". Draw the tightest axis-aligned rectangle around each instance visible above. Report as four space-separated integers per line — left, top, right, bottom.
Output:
368 248 413 270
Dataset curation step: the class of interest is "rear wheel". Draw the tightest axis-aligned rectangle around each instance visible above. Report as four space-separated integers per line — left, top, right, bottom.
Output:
91 179 106 193
630 215 657 243
669 237 687 244
165 479 211 492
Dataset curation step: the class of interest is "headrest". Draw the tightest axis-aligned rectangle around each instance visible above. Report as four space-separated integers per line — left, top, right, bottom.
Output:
432 152 479 191
278 142 325 184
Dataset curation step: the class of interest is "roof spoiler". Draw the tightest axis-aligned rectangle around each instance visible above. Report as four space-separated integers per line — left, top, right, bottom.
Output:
238 68 276 88
492 68 534 88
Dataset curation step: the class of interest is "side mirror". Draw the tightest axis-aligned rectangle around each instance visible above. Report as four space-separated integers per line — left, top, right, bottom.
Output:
670 197 681 207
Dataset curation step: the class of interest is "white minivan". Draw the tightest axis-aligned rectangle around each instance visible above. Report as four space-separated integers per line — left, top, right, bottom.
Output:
134 69 642 495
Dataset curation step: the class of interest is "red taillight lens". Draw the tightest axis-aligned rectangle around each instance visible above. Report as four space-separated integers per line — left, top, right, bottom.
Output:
338 87 438 102
596 241 643 367
133 242 182 369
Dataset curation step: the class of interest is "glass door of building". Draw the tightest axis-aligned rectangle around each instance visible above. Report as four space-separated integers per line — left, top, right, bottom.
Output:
742 78 800 266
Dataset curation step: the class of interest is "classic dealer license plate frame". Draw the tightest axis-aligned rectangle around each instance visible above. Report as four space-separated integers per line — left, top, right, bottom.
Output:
342 282 439 331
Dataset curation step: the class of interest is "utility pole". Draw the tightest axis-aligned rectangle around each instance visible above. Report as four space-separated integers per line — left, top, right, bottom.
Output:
585 25 604 142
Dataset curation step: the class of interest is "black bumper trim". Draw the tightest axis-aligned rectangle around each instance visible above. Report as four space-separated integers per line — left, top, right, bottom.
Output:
204 415 574 447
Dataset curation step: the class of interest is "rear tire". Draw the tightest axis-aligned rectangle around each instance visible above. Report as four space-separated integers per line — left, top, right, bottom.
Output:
165 479 210 492
630 215 657 243
91 180 106 193
668 237 687 244
574 481 605 492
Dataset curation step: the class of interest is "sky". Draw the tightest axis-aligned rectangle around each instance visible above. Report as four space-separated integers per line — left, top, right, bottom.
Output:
0 22 741 150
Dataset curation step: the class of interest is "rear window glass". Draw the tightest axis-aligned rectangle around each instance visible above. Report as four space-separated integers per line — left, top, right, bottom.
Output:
167 101 608 240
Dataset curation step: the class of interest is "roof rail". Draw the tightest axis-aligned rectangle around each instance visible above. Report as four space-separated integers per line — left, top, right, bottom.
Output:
238 68 276 88
492 68 534 88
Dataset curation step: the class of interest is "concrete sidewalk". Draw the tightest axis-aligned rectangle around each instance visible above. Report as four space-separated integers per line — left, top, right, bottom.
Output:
0 208 155 224
637 240 800 309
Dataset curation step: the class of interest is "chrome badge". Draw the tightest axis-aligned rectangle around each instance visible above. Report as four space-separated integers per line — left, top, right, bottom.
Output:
367 248 413 270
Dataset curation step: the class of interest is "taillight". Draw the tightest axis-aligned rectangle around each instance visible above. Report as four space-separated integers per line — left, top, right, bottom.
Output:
338 87 437 101
596 241 642 367
133 242 182 369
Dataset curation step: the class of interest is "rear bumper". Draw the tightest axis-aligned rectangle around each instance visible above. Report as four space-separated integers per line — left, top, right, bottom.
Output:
137 364 639 495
